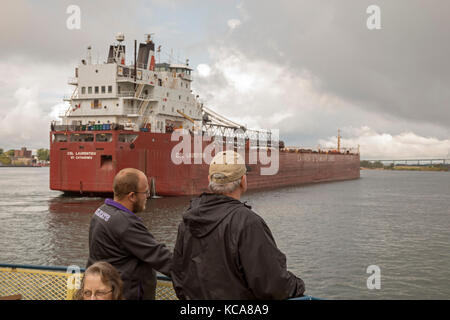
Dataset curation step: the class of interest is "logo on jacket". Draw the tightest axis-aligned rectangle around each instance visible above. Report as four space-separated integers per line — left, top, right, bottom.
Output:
95 208 111 222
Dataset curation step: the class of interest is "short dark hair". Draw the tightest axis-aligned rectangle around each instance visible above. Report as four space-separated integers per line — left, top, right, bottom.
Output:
113 168 142 199
74 261 124 300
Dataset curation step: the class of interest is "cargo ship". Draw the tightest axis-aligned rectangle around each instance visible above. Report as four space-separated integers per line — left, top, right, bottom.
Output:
50 33 360 196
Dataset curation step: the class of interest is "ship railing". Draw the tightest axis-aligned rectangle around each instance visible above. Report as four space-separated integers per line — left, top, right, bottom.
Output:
117 91 154 100
0 263 320 300
129 62 147 69
282 146 359 155
63 94 79 101
53 124 77 131
117 74 135 81
319 147 359 155
0 263 176 300
179 73 192 81
52 124 126 132
117 91 136 97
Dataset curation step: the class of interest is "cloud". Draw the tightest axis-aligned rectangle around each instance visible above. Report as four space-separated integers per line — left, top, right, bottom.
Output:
0 58 72 150
226 0 450 133
192 44 450 158
193 46 338 134
0 86 69 150
318 126 450 159
196 64 211 77
227 19 241 30
0 87 47 149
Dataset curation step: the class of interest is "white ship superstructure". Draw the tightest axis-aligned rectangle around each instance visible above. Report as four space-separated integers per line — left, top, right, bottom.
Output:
62 33 202 133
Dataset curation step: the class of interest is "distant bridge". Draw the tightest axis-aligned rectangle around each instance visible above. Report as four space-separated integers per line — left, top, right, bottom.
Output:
363 159 449 166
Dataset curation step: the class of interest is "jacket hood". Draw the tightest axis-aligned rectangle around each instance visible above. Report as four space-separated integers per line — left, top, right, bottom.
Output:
183 193 249 238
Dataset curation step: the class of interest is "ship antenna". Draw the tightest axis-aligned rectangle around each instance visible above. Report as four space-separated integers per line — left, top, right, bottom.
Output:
134 39 137 91
86 46 92 65
114 32 125 63
145 33 155 44
337 129 341 153
157 45 161 64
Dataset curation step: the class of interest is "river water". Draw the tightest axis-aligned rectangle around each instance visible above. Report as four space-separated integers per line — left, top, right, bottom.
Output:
0 167 449 299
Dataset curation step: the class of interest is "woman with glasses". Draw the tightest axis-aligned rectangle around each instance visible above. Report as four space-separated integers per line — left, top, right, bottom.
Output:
74 261 124 300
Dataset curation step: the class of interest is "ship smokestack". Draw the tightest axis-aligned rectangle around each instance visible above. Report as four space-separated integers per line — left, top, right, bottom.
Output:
137 34 155 70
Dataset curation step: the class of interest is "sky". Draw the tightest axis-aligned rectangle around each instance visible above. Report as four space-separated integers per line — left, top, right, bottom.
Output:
1 0 449 159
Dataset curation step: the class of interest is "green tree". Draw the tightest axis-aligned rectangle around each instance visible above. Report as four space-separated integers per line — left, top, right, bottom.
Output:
373 161 384 168
6 150 15 157
360 160 370 168
0 148 3 155
360 160 384 168
0 154 11 165
37 149 50 161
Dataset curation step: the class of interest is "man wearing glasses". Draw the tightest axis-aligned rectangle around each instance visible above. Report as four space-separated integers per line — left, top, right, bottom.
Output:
87 168 172 300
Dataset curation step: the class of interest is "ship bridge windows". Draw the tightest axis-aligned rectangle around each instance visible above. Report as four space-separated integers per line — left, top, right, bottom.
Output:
108 85 112 93
81 87 86 94
70 133 94 142
118 134 138 143
88 87 92 94
96 133 113 142
52 133 68 143
101 86 106 94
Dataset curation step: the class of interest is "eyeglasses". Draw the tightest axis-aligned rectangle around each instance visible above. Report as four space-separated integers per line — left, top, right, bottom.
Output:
134 189 151 199
83 289 113 299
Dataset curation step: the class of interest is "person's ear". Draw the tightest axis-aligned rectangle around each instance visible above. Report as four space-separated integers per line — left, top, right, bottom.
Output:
128 191 136 202
240 175 247 188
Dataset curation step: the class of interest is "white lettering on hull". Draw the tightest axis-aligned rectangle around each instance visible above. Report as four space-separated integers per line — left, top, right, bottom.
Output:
66 151 97 160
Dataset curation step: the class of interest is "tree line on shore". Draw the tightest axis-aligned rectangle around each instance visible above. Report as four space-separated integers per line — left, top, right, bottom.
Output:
360 160 448 171
0 148 49 165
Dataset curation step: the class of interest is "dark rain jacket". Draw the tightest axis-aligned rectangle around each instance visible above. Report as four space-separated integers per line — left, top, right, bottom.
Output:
171 193 305 300
87 199 172 300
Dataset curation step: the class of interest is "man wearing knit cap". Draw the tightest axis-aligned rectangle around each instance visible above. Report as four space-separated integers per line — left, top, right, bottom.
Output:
171 150 305 299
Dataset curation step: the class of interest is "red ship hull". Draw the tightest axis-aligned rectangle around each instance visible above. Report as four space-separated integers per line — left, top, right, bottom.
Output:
50 130 360 196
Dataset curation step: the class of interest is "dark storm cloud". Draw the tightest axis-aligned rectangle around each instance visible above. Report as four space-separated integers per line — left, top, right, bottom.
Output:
0 0 237 65
227 0 450 133
1 0 150 63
